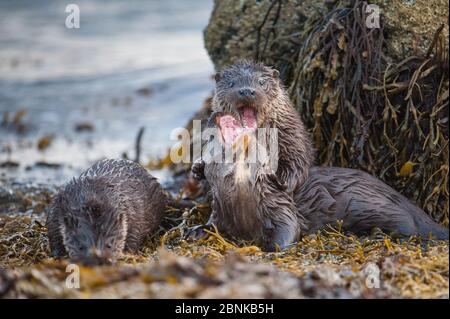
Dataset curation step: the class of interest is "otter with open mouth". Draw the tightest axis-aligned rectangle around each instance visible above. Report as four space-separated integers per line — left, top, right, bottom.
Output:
192 109 305 251
189 60 312 250
188 60 448 250
193 60 314 191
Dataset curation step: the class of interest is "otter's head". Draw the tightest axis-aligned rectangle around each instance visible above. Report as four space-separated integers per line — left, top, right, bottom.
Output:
56 178 127 264
213 60 281 130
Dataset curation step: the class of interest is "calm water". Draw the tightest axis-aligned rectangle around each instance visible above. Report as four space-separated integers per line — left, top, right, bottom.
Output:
0 0 214 185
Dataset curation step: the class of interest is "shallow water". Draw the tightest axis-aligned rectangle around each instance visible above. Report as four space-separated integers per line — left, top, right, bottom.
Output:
0 0 214 185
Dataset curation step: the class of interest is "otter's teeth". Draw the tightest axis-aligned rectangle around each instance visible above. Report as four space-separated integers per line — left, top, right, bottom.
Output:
236 110 245 127
237 116 244 127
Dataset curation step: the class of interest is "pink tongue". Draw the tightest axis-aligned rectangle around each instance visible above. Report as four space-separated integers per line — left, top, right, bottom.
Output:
241 107 257 130
218 108 257 145
219 115 243 145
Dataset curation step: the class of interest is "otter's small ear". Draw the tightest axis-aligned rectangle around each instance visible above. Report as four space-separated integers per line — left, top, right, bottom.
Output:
214 72 221 82
271 69 280 79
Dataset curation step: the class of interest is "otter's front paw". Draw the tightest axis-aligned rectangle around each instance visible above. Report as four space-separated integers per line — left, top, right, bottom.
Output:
185 224 210 241
191 159 206 181
207 111 223 128
49 240 67 258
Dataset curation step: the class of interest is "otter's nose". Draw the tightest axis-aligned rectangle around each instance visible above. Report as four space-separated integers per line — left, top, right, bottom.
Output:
238 88 255 97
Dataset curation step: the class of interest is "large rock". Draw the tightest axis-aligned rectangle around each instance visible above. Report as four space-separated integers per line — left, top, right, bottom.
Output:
204 0 449 70
378 0 449 59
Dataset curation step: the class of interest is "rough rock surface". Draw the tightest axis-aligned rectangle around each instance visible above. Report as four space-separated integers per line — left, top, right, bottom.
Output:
204 0 449 71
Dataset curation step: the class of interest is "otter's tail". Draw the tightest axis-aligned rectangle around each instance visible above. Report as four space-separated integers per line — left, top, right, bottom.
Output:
415 217 449 240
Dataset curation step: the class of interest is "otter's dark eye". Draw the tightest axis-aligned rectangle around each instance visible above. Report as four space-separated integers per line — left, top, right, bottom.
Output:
228 81 235 88
106 243 112 249
258 78 266 86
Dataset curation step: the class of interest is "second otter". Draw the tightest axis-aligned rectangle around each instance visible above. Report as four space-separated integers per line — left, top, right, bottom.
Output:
47 159 167 263
190 60 448 250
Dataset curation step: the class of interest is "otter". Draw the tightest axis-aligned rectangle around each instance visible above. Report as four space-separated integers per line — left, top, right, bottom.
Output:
188 60 448 250
298 167 449 239
47 159 167 262
208 60 314 192
192 111 306 251
189 60 313 250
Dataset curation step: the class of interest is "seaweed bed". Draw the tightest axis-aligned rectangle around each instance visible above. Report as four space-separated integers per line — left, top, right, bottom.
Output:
0 181 448 298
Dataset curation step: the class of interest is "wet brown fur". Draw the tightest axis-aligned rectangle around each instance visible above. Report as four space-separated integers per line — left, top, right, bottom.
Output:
47 159 167 262
298 167 448 240
191 60 448 251
211 59 314 192
192 60 313 250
